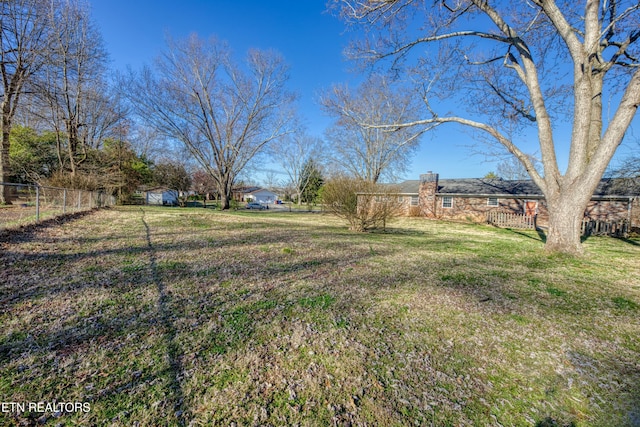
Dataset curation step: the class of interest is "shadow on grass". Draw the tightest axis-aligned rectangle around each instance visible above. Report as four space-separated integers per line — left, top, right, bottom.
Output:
563 351 640 427
0 208 100 243
617 237 640 247
2 208 638 425
0 211 394 312
141 209 189 425
535 417 576 427
504 227 547 243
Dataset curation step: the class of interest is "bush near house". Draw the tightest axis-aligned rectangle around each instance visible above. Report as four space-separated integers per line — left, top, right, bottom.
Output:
322 176 402 231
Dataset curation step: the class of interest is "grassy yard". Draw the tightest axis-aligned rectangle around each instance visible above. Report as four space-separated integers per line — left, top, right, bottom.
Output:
1 206 639 426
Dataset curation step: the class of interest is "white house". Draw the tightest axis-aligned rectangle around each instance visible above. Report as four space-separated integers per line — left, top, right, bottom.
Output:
233 186 278 204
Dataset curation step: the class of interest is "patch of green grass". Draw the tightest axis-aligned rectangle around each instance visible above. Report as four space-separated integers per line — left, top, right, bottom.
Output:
546 287 567 297
213 367 248 389
121 263 145 273
440 272 486 287
250 299 278 311
188 217 210 229
83 264 102 273
208 308 253 355
195 266 218 277
157 260 189 271
612 296 638 311
508 313 530 325
298 293 336 309
335 317 349 329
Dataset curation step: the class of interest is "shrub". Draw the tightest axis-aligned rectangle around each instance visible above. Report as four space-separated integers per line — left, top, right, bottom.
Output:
321 176 402 231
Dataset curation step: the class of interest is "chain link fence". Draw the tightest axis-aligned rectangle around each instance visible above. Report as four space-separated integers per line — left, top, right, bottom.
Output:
1 183 116 231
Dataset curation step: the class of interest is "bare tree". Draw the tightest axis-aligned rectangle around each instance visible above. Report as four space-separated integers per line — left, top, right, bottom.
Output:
79 84 128 151
36 0 108 175
270 131 325 205
0 0 49 203
262 169 284 193
497 154 542 180
321 74 429 183
128 125 168 163
332 0 640 254
123 34 295 209
613 150 640 179
192 169 218 204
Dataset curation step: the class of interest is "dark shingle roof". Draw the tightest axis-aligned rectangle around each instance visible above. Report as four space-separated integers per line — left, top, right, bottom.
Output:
395 180 421 194
395 177 640 198
437 178 541 196
233 186 263 194
593 178 640 197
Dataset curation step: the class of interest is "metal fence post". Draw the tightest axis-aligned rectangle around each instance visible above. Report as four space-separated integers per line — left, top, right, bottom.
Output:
1 183 116 230
35 185 40 222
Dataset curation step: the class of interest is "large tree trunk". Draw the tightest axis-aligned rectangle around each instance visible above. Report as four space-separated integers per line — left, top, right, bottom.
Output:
217 175 233 210
543 173 601 255
220 193 231 210
545 198 586 255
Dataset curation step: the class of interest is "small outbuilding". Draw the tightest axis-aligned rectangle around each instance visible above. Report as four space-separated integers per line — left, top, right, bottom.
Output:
145 188 179 206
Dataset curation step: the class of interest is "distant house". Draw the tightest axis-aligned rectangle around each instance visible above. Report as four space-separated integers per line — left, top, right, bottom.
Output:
371 172 640 228
145 188 179 206
232 186 278 204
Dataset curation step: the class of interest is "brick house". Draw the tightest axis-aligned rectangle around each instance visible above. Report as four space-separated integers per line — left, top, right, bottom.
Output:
390 172 640 228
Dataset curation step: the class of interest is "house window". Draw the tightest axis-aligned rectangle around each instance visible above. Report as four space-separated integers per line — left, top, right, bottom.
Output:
487 197 499 206
442 196 453 208
410 196 419 206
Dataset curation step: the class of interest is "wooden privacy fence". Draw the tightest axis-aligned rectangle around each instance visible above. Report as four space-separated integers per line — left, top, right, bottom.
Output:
487 211 536 229
581 219 629 237
487 210 630 237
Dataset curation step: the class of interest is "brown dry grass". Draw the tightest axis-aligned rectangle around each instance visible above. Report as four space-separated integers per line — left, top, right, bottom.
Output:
0 206 638 426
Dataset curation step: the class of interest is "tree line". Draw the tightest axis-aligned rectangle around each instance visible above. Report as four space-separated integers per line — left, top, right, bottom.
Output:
2 0 639 254
1 0 422 210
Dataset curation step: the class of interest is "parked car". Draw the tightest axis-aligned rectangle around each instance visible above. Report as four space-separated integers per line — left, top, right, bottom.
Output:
246 202 267 210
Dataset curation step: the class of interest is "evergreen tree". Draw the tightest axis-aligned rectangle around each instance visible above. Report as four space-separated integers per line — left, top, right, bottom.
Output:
299 159 323 205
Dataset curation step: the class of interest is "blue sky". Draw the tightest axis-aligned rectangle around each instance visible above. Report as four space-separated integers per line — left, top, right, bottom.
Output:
91 0 637 182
